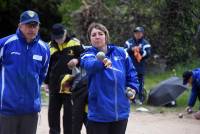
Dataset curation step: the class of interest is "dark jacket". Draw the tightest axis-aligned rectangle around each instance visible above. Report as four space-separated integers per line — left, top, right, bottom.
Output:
44 37 84 93
124 37 151 74
188 68 200 107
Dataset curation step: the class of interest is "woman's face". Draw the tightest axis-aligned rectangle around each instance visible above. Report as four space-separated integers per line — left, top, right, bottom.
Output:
90 28 106 49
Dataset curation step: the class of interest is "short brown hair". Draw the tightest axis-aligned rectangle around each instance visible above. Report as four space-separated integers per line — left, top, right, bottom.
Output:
87 22 110 44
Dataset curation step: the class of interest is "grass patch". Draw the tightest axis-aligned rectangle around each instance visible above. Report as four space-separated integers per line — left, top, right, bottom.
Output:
131 105 186 113
143 59 200 112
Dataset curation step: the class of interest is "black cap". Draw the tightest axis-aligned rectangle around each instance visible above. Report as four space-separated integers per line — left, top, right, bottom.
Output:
134 26 144 33
51 23 66 40
182 71 193 85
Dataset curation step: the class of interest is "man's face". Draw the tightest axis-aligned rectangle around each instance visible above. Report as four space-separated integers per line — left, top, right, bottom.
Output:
134 32 144 40
54 30 67 45
188 77 193 86
19 22 39 42
55 34 66 45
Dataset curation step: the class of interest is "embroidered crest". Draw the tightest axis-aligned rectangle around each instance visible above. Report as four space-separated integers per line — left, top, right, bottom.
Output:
114 56 123 61
68 50 74 56
27 11 35 18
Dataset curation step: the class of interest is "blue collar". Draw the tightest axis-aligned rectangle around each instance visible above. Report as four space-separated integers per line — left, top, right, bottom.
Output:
16 28 40 45
133 37 144 43
91 44 115 55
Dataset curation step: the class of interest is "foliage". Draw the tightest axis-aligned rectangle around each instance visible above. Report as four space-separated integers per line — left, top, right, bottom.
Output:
59 0 200 67
59 0 82 34
157 0 200 66
1 0 200 67
0 0 63 41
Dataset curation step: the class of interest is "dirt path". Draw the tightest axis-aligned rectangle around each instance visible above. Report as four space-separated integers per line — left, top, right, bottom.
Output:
37 106 200 134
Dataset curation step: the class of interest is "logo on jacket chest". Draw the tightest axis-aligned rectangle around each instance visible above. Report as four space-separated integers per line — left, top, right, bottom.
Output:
68 50 74 56
11 52 21 55
113 56 123 61
33 55 42 61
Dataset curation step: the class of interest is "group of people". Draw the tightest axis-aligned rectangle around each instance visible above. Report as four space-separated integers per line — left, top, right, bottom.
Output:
44 15 151 134
3 9 200 134
0 10 152 134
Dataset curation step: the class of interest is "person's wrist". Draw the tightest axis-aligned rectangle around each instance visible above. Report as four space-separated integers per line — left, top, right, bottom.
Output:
73 59 79 65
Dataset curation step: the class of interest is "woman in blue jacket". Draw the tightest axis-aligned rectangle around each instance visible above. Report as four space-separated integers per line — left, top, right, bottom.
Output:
81 23 139 134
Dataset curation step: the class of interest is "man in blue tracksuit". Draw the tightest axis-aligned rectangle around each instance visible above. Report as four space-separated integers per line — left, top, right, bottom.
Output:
124 26 151 104
182 68 200 115
0 10 50 134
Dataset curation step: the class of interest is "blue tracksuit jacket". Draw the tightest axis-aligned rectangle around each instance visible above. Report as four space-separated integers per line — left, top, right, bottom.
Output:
0 29 50 115
188 68 200 108
81 44 139 122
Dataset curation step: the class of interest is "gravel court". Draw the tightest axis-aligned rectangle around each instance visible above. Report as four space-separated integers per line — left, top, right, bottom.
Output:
37 106 200 134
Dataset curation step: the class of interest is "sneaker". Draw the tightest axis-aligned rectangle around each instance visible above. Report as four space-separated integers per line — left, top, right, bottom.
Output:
135 99 143 105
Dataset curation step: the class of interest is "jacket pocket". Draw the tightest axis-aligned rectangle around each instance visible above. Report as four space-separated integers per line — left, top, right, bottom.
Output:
32 58 43 74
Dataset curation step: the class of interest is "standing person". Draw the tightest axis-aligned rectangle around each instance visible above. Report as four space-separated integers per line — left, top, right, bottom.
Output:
44 23 84 134
71 72 88 134
124 26 151 104
0 10 50 134
81 22 139 134
182 68 200 119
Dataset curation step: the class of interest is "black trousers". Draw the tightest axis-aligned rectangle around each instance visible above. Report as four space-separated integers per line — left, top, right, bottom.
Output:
72 77 88 134
87 119 128 134
196 92 200 110
72 100 87 134
48 93 72 134
72 88 88 134
0 113 38 134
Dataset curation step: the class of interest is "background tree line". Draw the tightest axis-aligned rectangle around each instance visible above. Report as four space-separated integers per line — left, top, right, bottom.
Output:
0 0 200 69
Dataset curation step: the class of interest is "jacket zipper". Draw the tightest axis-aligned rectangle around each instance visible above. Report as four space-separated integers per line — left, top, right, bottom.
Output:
0 46 5 110
113 65 118 121
25 45 29 99
0 66 5 110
